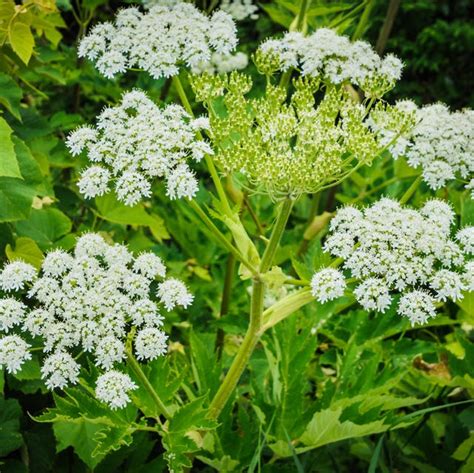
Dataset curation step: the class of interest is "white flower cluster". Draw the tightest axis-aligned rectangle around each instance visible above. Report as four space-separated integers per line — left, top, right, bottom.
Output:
311 198 473 325
0 233 193 409
220 0 258 20
310 269 346 303
78 4 237 79
258 29 403 96
67 90 213 204
141 0 258 21
191 51 248 75
378 103 474 192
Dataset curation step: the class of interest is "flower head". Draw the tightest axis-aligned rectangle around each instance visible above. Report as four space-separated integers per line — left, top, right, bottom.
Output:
374 103 474 191
67 90 211 205
317 198 473 325
191 72 412 199
41 351 80 389
79 4 237 79
0 335 31 374
0 261 37 292
257 28 403 96
310 268 346 303
0 233 191 408
0 298 27 333
134 327 168 360
95 370 138 409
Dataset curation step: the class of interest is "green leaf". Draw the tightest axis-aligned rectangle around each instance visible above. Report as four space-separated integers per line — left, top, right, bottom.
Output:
37 386 138 469
95 194 169 241
298 407 388 453
0 72 22 120
0 397 24 456
53 417 111 469
15 208 72 249
0 177 36 222
162 397 218 473
0 117 21 178
12 137 44 188
6 236 44 268
9 20 34 65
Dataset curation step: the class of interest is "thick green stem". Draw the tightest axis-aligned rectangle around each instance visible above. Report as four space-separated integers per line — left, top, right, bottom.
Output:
215 254 236 357
291 0 310 32
208 278 264 419
208 198 294 419
260 198 294 273
127 351 171 418
172 75 233 216
188 200 257 276
400 175 422 205
376 0 401 55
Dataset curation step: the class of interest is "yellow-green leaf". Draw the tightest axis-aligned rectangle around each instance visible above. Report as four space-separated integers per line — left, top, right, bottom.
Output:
0 117 22 178
9 20 34 65
6 236 44 269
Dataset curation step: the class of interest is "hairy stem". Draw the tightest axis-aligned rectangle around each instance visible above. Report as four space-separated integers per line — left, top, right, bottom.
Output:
215 253 236 358
207 198 294 419
208 277 264 419
127 351 171 419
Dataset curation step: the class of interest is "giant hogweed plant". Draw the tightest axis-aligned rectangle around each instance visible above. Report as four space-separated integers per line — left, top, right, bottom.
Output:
1 1 473 471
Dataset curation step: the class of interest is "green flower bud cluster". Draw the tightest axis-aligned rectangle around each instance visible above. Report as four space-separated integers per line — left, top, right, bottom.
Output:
190 71 413 199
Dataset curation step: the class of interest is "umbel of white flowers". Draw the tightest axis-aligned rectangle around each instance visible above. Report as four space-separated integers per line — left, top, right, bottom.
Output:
141 0 259 22
78 3 238 79
0 233 193 409
372 102 474 194
311 198 474 326
191 51 249 75
257 28 403 97
67 90 213 205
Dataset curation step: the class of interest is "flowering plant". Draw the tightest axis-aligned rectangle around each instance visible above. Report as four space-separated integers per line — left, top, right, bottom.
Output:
0 0 473 471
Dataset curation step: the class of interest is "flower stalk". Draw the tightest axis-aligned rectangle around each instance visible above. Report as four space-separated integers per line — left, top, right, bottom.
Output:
127 349 171 419
207 197 294 419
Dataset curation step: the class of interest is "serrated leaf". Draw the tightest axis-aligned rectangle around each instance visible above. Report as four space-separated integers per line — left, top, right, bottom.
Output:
0 117 21 178
9 20 34 65
297 407 388 453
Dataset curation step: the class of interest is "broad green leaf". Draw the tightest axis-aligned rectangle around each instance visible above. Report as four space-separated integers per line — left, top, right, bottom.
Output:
0 177 36 222
38 385 138 469
12 137 44 187
162 397 218 472
0 397 23 456
8 20 34 65
189 331 221 397
53 418 111 469
95 194 169 241
260 4 293 28
6 236 44 268
15 208 72 249
0 72 22 120
0 117 21 178
298 407 388 453
457 291 474 317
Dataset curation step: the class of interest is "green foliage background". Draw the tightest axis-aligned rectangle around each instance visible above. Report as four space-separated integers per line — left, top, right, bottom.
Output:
0 0 473 472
